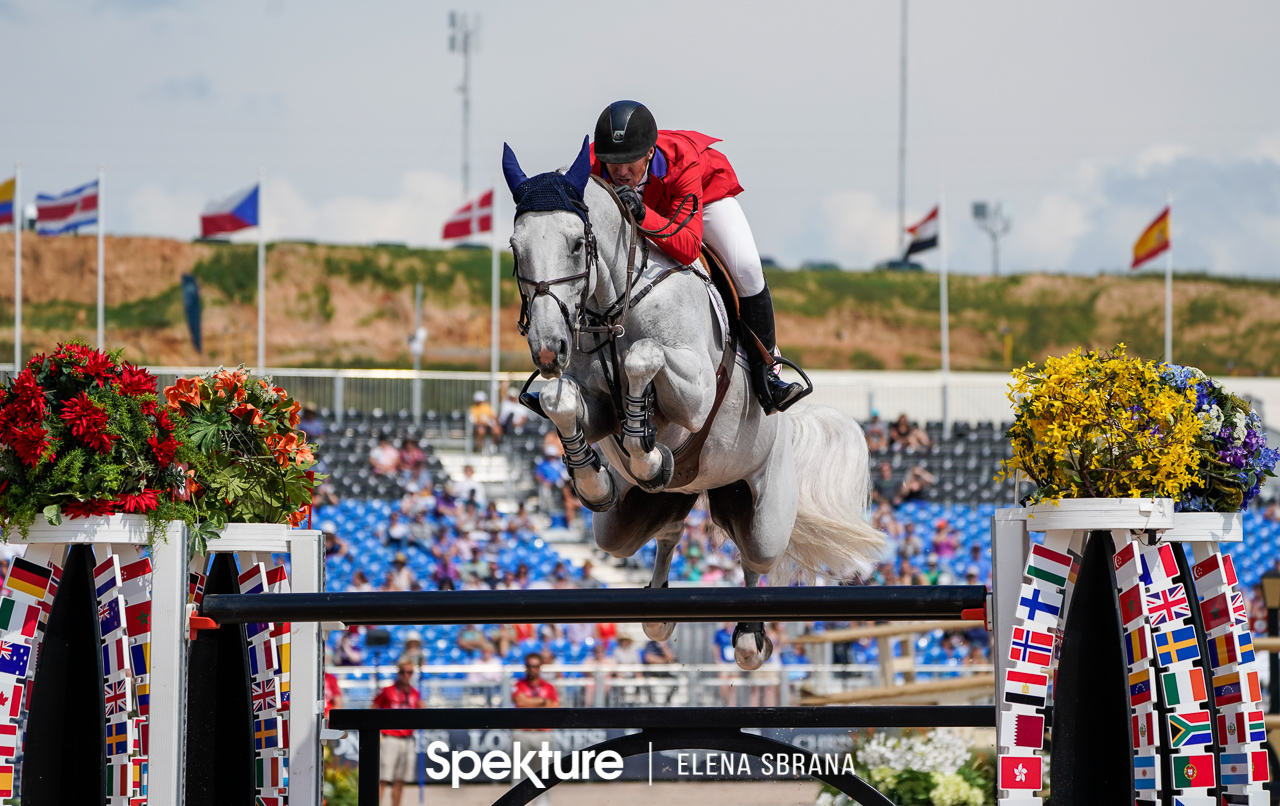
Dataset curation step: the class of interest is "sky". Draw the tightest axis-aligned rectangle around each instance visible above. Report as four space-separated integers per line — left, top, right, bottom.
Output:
3 0 1280 276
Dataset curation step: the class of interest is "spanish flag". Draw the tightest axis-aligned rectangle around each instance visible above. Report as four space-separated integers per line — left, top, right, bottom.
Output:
1132 206 1170 269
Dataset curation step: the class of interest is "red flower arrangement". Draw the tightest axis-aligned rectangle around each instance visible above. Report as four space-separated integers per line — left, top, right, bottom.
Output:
0 343 197 536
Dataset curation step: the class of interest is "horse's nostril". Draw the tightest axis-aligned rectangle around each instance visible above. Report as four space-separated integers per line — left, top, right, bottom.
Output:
537 347 556 367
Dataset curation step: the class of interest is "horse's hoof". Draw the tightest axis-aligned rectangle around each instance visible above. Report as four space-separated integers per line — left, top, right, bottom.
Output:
643 621 676 641
635 443 675 493
733 622 772 671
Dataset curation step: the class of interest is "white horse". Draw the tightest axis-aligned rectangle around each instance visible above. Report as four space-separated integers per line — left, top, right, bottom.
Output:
504 139 887 669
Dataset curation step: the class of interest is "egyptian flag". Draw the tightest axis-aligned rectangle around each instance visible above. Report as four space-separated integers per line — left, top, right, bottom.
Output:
902 206 939 258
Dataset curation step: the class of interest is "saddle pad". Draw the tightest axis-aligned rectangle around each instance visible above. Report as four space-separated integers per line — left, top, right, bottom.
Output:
706 281 730 349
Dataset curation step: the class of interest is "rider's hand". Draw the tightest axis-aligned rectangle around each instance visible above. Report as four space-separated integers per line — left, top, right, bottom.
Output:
615 185 646 222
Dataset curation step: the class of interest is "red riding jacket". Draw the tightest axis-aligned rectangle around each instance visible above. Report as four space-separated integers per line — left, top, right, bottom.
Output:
591 130 743 266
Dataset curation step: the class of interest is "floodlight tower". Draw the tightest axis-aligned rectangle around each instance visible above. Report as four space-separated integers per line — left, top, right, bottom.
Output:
972 201 1012 276
449 12 477 199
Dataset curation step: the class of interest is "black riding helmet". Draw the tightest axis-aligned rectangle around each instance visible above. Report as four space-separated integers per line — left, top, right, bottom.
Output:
593 100 658 165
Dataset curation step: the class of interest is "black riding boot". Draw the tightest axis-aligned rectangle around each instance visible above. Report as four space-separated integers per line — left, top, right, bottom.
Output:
739 286 805 414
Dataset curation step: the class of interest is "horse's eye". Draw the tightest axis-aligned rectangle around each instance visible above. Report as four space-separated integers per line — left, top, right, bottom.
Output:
571 239 584 255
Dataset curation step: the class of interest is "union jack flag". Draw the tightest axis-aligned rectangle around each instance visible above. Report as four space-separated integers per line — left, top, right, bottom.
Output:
1231 591 1249 625
1145 584 1190 626
104 678 129 716
252 679 278 713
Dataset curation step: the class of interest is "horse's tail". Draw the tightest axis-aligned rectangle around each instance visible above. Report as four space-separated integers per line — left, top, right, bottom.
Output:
774 404 889 585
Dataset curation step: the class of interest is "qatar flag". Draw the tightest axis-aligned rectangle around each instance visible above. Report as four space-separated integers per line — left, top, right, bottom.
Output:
442 189 492 240
201 184 259 237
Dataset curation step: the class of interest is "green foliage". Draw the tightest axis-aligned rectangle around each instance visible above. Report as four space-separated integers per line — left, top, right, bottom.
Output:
191 245 259 304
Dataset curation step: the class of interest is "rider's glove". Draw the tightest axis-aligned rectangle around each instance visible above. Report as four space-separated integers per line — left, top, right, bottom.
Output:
615 185 646 222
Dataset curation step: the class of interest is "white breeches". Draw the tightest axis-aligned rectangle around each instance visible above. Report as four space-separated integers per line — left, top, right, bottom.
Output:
701 196 765 297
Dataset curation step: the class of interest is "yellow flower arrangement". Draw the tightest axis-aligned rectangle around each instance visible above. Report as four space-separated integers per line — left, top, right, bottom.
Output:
999 345 1202 503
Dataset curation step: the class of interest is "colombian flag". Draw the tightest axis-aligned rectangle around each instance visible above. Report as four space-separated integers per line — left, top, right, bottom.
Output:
0 178 13 227
1132 207 1170 269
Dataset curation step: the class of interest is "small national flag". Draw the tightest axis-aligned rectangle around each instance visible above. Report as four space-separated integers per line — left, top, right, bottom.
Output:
1192 554 1227 591
0 598 39 639
6 557 53 600
1214 671 1245 707
1134 754 1157 790
132 756 148 796
1016 583 1063 626
249 638 276 678
0 177 13 228
104 678 131 716
1125 625 1151 666
103 634 128 679
1027 544 1072 588
1004 669 1048 708
269 621 290 639
1248 709 1267 743
998 754 1042 790
278 639 290 676
134 717 149 755
266 564 289 591
106 718 131 756
902 206 939 258
120 557 153 585
1129 667 1154 706
1173 753 1215 789
130 641 150 677
1118 583 1144 627
254 716 279 751
1231 591 1248 626
1131 206 1170 269
1149 543 1180 584
125 601 151 638
93 555 121 599
0 680 25 720
441 189 494 240
246 619 270 642
238 564 267 595
99 598 123 636
1132 710 1155 750
1146 585 1190 627
1009 625 1055 666
1246 669 1262 703
0 724 16 758
1113 541 1140 581
1168 710 1212 748
1220 752 1249 786
0 642 31 677
188 572 206 606
1000 711 1044 751
1155 626 1200 666
136 680 150 716
1251 749 1270 783
1208 631 1239 669
252 679 278 714
1219 709 1246 747
1200 592 1231 633
35 179 99 235
1221 554 1239 586
105 759 130 797
201 184 260 238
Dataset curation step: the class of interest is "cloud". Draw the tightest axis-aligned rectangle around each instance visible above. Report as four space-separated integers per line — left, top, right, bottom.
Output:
127 184 206 238
818 190 902 268
266 171 464 247
141 75 211 102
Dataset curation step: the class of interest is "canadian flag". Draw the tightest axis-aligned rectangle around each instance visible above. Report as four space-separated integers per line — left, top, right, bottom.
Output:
442 189 493 240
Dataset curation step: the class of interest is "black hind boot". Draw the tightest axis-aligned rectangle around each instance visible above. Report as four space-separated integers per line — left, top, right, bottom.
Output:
739 286 805 414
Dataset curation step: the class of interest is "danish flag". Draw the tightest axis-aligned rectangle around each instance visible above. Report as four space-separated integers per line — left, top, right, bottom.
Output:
441 189 493 240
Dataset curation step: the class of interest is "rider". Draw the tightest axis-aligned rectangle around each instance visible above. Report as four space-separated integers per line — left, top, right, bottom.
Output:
590 100 805 414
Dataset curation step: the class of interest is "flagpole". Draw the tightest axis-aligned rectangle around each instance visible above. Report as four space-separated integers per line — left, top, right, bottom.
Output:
490 181 500 405
13 161 21 370
1164 190 1173 364
97 163 105 350
938 184 950 438
257 167 266 372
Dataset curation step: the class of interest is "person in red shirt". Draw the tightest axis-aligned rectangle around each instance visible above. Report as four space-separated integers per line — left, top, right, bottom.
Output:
372 661 421 806
591 100 805 414
512 653 558 804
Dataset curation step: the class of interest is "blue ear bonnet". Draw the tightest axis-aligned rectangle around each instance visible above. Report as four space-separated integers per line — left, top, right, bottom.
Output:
502 136 592 225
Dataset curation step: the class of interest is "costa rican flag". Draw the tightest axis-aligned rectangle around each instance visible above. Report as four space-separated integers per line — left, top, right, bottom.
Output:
200 184 259 238
902 205 938 258
35 179 98 235
441 189 493 240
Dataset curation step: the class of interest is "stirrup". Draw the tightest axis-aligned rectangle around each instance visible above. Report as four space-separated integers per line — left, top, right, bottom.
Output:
752 355 814 414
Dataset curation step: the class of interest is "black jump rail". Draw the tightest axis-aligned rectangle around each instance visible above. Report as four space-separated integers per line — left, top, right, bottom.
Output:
200 584 988 625
329 705 997 806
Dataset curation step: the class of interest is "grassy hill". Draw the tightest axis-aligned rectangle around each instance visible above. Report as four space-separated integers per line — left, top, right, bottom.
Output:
1 234 1276 375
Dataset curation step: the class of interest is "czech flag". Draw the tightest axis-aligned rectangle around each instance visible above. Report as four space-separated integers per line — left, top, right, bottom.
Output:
35 179 98 235
441 189 493 240
1131 206 1169 269
201 184 259 238
0 177 13 227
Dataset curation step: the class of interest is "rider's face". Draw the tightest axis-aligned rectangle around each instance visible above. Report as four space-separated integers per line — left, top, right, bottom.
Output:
605 148 654 189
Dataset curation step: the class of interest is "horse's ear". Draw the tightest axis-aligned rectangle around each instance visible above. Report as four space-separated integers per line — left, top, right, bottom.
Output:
564 135 591 195
502 143 529 194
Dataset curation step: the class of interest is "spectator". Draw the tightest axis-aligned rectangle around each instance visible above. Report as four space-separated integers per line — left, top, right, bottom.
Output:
898 523 923 561
512 652 558 805
453 465 487 507
964 543 991 584
963 643 987 666
369 437 400 475
872 462 900 506
864 410 887 452
299 407 325 441
457 624 493 653
349 569 374 593
922 554 942 585
313 478 341 506
508 502 534 533
872 502 904 541
373 661 422 806
899 465 936 502
612 628 643 673
578 560 604 589
469 391 501 450
469 645 504 688
397 631 425 668
498 385 529 433
334 629 364 666
398 439 425 474
931 519 959 560
378 512 412 551
889 414 932 452
385 553 416 592
642 638 677 665
322 523 348 558
479 501 506 538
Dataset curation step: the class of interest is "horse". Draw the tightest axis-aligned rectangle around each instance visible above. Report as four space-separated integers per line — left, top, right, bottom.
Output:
503 137 887 670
